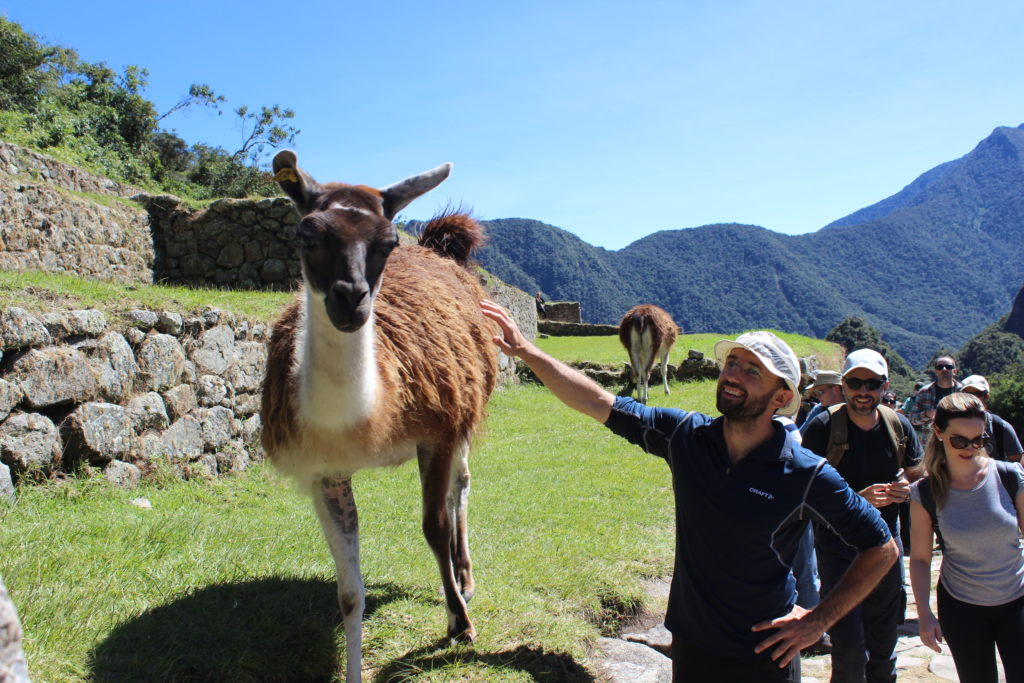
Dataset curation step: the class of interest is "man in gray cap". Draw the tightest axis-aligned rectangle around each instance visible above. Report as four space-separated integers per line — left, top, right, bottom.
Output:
960 374 1023 462
481 301 897 683
801 371 844 432
801 349 924 683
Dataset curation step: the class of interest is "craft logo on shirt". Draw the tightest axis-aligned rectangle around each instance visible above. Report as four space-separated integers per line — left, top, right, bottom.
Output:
749 487 775 500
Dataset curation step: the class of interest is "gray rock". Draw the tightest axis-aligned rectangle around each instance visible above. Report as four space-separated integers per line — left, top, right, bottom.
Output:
161 416 203 460
189 325 238 376
0 380 23 422
196 375 228 407
191 453 218 478
201 309 222 327
240 413 262 445
125 309 159 330
198 406 235 449
233 392 261 417
104 460 141 488
133 433 164 462
61 402 132 465
215 440 250 473
74 331 137 402
260 258 288 281
0 306 52 350
0 575 30 683
0 462 14 504
41 309 107 339
161 384 196 421
135 333 186 391
125 392 169 433
0 412 61 473
10 346 98 408
124 327 146 346
226 341 266 394
181 360 197 384
156 310 184 335
596 638 672 683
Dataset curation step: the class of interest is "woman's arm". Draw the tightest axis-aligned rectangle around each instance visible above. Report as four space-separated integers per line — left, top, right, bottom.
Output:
908 499 942 652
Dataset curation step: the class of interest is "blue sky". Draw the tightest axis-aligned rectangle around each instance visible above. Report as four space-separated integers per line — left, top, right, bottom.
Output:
3 0 1023 249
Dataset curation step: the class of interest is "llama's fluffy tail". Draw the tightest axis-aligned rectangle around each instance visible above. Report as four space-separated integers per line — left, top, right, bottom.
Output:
418 209 486 267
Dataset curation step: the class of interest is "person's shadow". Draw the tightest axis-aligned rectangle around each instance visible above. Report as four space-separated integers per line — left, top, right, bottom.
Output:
87 576 594 682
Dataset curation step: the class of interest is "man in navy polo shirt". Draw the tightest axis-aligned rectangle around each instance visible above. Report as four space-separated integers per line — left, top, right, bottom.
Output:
481 301 897 683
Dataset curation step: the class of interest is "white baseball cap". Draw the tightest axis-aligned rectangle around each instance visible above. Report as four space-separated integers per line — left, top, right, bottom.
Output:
961 374 990 394
842 349 888 379
714 331 802 417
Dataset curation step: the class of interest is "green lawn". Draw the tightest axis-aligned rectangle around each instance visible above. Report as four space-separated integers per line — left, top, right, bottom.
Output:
0 383 691 682
537 331 845 370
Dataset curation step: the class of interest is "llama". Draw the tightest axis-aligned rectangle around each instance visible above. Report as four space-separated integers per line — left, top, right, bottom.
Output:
260 150 499 682
618 304 678 404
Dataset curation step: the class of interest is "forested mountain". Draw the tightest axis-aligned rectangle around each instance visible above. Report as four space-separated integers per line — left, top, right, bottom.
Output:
478 125 1024 367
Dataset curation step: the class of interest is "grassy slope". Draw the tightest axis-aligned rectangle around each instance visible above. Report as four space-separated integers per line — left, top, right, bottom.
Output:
0 274 837 680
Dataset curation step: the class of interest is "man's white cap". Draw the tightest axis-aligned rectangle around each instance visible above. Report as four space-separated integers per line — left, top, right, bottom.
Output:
961 374 990 393
713 331 801 417
842 349 888 379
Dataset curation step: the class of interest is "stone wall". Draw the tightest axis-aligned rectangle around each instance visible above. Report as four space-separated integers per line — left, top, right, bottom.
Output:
0 305 266 487
544 301 582 323
0 143 154 284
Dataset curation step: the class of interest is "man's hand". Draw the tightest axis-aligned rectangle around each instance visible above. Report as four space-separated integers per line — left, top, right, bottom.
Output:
752 605 823 668
480 300 534 359
918 609 943 653
887 474 911 504
859 483 893 507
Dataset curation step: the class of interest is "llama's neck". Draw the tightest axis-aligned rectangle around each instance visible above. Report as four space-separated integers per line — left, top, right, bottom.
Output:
295 288 379 431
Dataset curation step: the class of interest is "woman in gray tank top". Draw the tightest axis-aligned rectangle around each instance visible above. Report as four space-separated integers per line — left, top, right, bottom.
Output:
908 393 1024 683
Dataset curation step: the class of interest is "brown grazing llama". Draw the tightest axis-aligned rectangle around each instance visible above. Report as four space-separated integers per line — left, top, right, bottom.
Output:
618 304 679 404
261 150 499 682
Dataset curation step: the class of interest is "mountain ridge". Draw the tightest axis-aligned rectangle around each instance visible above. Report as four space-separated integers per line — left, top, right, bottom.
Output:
477 124 1024 367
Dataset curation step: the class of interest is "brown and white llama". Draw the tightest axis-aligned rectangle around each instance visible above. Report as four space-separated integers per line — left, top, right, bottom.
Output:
260 150 499 682
618 304 678 404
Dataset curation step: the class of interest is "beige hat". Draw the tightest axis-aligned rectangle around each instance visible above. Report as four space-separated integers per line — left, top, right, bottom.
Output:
805 371 842 393
714 331 802 417
961 374 990 394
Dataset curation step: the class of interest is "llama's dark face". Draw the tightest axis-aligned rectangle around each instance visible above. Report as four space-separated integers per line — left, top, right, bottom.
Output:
298 206 399 333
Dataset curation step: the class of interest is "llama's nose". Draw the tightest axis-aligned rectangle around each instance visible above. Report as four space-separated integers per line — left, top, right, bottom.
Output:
330 280 368 308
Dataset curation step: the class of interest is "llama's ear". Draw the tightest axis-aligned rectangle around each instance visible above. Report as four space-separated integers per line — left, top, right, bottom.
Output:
273 150 322 216
379 162 452 220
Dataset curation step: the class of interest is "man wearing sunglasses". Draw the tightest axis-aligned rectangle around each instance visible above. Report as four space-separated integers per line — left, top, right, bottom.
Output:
909 355 963 442
800 349 924 683
959 374 1023 463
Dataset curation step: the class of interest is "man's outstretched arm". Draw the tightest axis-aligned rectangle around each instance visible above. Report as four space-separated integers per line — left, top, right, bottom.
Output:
481 300 614 423
751 537 898 667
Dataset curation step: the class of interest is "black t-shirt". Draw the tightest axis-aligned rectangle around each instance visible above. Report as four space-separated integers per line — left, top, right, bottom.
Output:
802 409 923 559
934 384 956 405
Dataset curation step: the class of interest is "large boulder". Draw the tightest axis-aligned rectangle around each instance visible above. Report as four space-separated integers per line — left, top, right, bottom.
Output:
0 462 14 504
0 412 61 474
74 331 137 402
0 381 23 422
161 384 196 421
189 325 239 376
9 347 97 408
135 333 186 391
161 416 204 461
225 341 266 394
61 402 132 465
0 307 51 351
125 392 169 434
198 406 236 450
0 575 31 683
40 309 106 340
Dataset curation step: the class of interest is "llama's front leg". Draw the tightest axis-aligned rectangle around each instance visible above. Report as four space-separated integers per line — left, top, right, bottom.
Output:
417 445 475 642
661 351 671 395
447 439 474 603
313 476 364 682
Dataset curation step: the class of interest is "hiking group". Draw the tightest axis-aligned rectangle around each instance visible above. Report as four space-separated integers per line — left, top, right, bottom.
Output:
481 300 1024 683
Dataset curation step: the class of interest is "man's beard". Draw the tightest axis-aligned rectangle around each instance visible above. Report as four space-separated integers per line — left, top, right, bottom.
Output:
717 383 774 423
845 393 879 416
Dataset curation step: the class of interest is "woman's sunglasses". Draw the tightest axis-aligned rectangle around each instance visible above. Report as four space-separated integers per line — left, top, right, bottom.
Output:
843 377 885 391
881 398 896 406
946 434 989 450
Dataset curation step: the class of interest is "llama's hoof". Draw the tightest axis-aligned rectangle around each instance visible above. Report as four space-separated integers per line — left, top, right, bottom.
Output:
449 622 477 643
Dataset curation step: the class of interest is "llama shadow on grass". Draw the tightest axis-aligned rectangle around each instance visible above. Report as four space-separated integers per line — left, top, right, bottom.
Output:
373 640 595 683
88 577 418 683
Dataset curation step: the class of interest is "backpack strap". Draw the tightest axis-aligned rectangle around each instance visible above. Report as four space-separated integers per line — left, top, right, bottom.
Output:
825 404 849 468
916 477 946 552
994 460 1021 500
878 405 908 468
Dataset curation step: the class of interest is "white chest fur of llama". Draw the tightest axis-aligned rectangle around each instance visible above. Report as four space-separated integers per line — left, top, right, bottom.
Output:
618 304 679 404
260 150 499 682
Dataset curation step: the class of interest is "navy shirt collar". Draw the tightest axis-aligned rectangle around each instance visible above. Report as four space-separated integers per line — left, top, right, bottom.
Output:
695 416 796 464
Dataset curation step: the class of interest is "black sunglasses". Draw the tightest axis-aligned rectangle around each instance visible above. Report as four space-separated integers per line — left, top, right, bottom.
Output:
843 377 885 391
935 364 955 371
946 434 989 450
881 398 896 406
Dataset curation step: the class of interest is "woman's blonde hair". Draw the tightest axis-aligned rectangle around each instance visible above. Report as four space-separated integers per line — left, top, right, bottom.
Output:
923 392 987 507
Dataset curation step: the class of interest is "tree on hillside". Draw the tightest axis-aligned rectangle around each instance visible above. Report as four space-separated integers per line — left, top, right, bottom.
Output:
957 318 1024 378
990 362 1024 436
825 317 915 378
